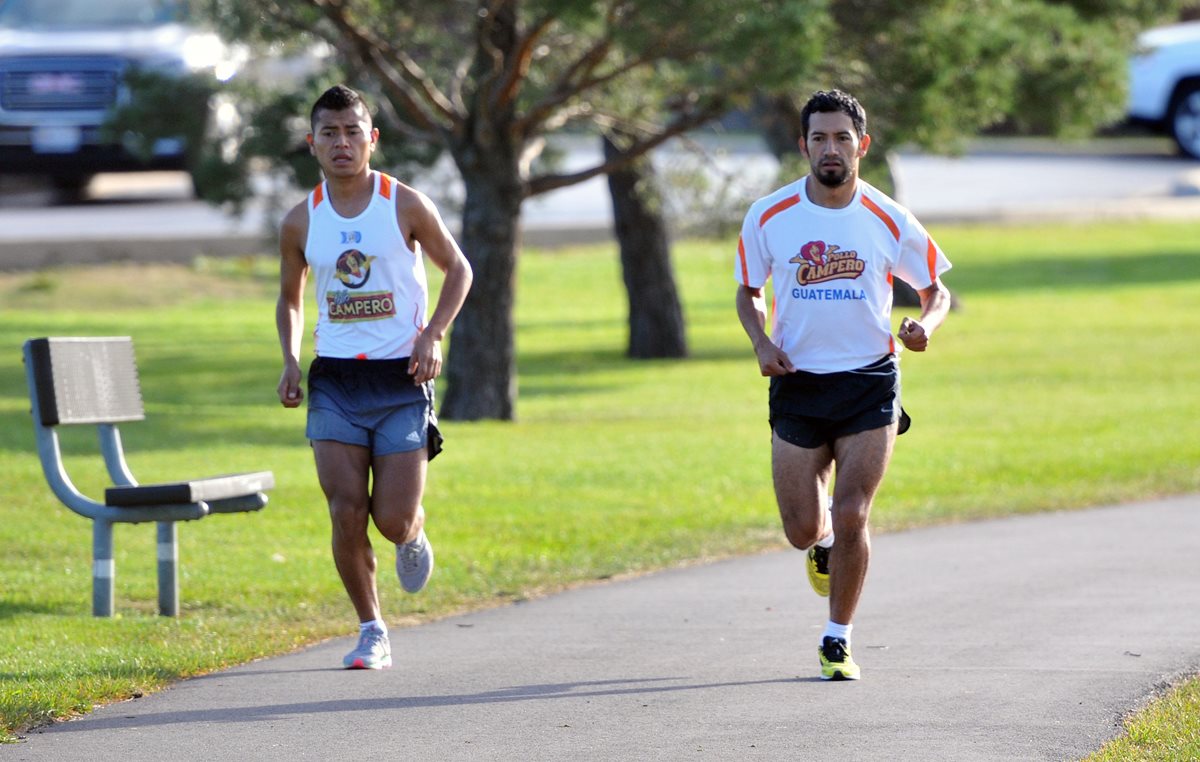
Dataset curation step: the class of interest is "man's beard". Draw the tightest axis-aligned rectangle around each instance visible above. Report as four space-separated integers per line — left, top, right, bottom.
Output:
814 161 851 187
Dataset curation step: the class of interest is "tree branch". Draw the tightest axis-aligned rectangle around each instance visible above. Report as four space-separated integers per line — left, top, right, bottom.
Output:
515 49 664 140
513 2 709 141
492 14 555 112
524 97 727 198
306 0 460 131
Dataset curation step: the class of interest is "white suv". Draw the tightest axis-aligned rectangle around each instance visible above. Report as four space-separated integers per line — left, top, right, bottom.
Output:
1128 20 1200 159
0 0 239 199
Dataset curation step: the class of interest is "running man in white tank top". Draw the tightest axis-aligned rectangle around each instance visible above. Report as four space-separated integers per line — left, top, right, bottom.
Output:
275 85 473 670
735 90 952 682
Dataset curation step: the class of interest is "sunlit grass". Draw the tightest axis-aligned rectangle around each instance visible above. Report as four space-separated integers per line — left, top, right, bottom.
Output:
1086 678 1200 761
1 218 1198 744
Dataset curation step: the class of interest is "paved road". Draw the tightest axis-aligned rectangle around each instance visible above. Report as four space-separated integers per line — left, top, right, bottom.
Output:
8 496 1198 761
1 139 1198 271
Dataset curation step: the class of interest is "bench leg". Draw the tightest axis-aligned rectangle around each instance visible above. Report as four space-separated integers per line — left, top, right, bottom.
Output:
92 520 114 617
157 521 179 617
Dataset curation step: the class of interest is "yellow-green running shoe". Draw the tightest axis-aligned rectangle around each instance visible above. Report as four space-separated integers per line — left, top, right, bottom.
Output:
806 544 830 597
819 636 860 681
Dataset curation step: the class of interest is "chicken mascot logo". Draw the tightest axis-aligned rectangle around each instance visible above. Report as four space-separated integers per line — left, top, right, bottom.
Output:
334 249 375 290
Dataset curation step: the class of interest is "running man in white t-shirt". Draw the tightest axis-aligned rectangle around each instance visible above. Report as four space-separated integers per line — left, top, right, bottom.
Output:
276 85 473 670
735 89 952 680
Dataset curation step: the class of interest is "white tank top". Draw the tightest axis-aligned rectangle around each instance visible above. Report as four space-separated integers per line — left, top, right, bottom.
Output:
305 172 428 359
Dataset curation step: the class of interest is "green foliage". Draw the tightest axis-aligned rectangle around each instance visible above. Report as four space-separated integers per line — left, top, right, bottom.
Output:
235 85 323 189
757 0 1174 194
101 67 217 168
806 0 1177 154
1004 3 1134 136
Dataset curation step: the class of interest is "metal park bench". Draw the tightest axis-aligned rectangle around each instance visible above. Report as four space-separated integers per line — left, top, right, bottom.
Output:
22 336 274 617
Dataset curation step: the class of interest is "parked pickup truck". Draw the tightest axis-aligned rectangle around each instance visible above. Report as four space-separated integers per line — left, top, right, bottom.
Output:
0 0 240 199
1127 20 1200 159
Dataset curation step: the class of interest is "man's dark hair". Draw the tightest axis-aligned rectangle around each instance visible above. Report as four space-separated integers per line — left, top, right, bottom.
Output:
800 89 867 139
310 84 370 131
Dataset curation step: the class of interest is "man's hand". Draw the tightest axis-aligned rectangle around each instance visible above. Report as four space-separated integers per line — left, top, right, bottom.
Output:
408 331 443 385
754 338 796 376
278 363 304 407
898 317 929 351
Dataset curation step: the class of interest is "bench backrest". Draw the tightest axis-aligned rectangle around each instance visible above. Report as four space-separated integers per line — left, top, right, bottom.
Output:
26 337 145 426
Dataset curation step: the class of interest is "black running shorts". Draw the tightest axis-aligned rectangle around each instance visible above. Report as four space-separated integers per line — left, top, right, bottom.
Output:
768 354 907 449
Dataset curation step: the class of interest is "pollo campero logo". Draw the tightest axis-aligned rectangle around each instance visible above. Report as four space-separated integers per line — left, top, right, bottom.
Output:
326 248 396 322
789 240 866 286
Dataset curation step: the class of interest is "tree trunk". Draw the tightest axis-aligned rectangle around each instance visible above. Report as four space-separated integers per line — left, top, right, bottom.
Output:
440 157 523 421
603 134 688 359
754 93 804 159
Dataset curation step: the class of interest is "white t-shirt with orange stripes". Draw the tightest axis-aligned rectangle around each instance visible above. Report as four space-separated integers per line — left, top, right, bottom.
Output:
305 171 429 360
736 178 951 374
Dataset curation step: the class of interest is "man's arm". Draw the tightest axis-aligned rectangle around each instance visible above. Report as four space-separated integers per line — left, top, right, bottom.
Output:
402 191 473 385
897 278 951 352
276 202 309 407
736 284 795 376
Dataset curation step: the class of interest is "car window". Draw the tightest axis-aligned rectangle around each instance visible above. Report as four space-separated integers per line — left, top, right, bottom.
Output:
0 0 184 29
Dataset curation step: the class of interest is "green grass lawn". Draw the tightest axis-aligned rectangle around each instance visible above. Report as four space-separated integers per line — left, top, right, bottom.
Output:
1 219 1198 750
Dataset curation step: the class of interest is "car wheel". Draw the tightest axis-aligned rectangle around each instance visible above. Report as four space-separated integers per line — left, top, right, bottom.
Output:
50 174 93 205
1170 83 1200 159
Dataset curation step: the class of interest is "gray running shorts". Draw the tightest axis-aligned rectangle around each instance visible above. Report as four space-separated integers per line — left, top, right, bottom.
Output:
306 356 442 458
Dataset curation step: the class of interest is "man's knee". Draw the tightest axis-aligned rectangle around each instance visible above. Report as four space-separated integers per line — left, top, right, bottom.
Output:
328 495 370 536
780 506 826 550
831 500 870 540
371 498 422 544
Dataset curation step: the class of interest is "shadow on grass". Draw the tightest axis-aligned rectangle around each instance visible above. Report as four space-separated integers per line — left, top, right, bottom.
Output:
0 599 79 619
519 381 618 399
0 407 301 456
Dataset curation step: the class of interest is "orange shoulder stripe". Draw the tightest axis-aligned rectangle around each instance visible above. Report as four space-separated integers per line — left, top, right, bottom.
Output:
861 195 900 241
737 236 750 284
378 173 392 200
758 194 800 228
926 237 939 283
311 183 324 209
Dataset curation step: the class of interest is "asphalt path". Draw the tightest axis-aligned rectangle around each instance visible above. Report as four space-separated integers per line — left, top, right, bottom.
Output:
8 495 1198 761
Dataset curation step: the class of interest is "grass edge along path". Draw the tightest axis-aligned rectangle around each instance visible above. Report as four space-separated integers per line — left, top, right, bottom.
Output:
1085 673 1200 761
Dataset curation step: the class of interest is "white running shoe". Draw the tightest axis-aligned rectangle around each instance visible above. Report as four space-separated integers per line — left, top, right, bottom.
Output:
396 528 434 593
343 625 391 670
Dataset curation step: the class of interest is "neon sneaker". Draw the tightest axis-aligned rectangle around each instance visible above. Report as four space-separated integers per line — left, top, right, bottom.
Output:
818 636 860 681
343 625 391 670
397 528 434 593
806 544 831 597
